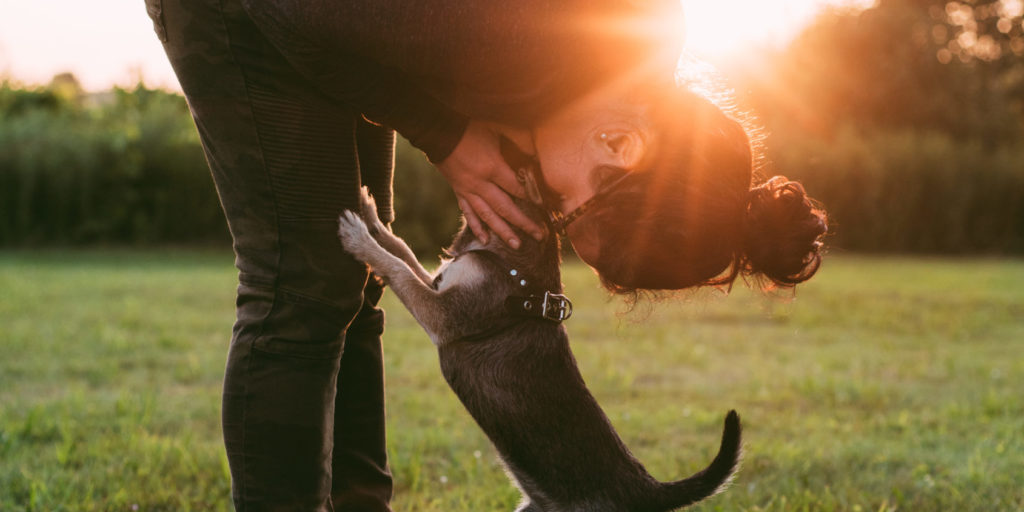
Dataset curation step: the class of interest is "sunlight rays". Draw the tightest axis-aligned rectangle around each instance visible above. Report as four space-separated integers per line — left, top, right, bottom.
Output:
680 0 876 60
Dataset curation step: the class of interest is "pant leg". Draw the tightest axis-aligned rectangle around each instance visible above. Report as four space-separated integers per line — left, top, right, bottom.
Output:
331 278 393 509
332 122 396 511
145 0 392 509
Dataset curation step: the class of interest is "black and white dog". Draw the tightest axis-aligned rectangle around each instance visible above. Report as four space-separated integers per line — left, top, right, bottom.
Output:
338 187 740 512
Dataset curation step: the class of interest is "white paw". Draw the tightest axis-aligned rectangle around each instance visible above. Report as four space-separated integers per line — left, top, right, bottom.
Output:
338 210 376 261
358 187 387 235
359 186 378 220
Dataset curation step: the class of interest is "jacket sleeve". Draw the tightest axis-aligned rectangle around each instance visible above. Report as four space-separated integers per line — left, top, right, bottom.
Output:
239 0 469 162
355 119 396 224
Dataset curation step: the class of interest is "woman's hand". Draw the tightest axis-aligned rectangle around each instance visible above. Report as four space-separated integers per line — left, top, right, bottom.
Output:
436 121 544 248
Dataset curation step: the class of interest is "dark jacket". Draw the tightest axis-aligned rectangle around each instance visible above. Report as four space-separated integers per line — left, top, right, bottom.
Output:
239 0 684 162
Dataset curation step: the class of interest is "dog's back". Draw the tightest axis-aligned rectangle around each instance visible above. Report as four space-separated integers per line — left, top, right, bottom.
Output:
439 312 740 511
337 191 740 512
435 214 741 511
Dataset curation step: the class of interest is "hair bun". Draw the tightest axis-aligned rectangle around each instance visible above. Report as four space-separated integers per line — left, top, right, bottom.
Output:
742 176 828 287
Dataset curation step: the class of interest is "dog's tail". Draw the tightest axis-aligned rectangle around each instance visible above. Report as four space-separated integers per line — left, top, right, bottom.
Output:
649 410 742 511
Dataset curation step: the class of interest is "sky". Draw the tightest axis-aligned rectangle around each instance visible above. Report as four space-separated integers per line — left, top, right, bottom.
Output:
0 0 873 92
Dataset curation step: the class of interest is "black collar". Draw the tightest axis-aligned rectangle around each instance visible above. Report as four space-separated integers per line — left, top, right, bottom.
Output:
504 290 573 322
464 249 573 324
449 250 573 344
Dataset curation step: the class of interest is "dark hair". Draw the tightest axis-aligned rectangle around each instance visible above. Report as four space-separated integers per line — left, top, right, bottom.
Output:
577 88 828 295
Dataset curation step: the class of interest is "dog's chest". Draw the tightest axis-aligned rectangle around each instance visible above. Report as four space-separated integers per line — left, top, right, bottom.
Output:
433 254 487 292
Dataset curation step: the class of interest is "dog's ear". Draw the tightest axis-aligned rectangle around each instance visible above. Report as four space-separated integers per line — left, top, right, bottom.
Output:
518 167 546 206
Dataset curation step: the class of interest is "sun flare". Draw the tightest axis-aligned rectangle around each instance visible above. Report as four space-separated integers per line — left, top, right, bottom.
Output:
680 0 876 60
0 0 878 91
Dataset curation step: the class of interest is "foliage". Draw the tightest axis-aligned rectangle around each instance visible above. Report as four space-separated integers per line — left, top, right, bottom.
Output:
0 81 227 245
0 80 460 253
0 81 68 116
1 251 1022 510
769 125 1024 253
720 0 1024 254
390 137 462 255
936 0 1024 65
734 0 1024 143
3 0 1024 254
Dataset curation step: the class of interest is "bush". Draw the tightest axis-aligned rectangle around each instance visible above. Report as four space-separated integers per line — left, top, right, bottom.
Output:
0 83 227 245
3 80 1022 255
769 127 1024 253
390 137 462 255
0 81 461 252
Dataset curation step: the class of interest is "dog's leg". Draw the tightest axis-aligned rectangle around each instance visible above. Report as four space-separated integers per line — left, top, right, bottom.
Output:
338 211 447 342
357 188 434 286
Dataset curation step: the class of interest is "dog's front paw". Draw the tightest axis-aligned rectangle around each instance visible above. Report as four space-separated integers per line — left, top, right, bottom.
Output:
358 187 380 221
358 187 388 236
338 210 378 262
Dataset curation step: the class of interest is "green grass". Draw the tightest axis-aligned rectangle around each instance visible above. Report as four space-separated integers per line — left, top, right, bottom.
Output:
1 250 1022 511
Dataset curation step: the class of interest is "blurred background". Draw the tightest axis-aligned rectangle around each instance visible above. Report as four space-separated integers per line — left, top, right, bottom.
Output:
1 1 1022 510
1 0 1021 254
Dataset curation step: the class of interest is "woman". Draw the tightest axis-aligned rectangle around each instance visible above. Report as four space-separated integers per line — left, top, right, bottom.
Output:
145 0 826 509
512 75 826 294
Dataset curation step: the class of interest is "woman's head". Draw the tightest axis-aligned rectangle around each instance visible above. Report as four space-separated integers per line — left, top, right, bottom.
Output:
533 83 827 293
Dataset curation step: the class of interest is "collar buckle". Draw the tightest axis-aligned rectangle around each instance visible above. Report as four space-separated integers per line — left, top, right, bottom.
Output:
505 291 574 323
540 291 573 322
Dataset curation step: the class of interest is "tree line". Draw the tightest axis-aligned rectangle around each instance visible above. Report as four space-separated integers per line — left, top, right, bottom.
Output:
1 0 1021 253
728 0 1023 253
0 77 458 251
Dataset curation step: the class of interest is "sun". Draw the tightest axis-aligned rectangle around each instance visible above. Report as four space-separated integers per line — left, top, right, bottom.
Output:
679 0 876 61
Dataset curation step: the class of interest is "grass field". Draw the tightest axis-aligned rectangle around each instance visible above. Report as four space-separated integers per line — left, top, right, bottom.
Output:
1 250 1022 511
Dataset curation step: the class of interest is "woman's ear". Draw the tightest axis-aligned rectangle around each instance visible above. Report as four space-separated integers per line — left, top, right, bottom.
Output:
596 128 647 170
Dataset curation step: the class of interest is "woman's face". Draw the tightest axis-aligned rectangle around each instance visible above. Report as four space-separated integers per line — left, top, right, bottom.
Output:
530 86 616 207
531 120 607 269
531 90 652 269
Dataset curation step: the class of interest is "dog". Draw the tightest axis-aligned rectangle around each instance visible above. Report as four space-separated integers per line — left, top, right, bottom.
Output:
337 187 741 512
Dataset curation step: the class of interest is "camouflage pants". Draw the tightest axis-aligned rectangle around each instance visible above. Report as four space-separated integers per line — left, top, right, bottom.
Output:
145 0 395 509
